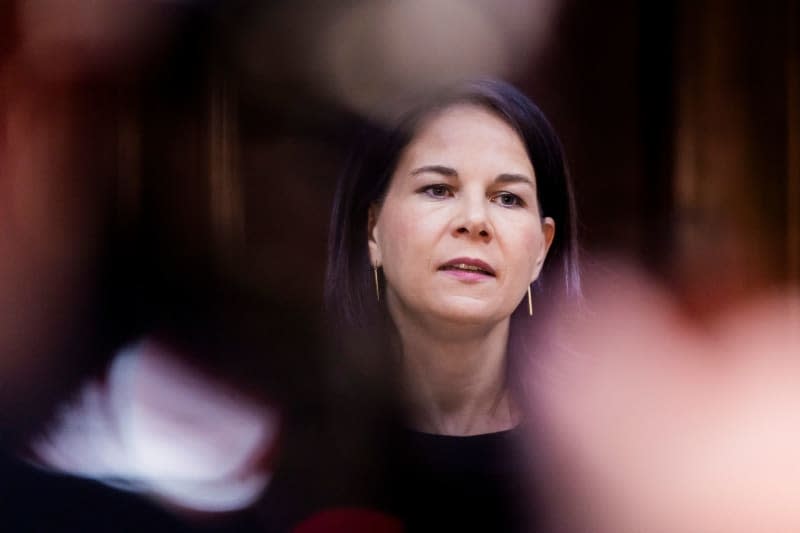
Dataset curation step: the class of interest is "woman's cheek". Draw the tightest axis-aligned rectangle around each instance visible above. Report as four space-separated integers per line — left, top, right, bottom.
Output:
506 221 544 281
390 209 428 260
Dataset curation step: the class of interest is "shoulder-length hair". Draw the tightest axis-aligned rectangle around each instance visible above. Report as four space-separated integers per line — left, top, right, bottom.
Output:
325 79 580 393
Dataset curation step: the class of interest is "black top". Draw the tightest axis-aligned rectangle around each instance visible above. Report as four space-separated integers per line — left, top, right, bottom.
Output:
380 427 534 532
262 425 538 532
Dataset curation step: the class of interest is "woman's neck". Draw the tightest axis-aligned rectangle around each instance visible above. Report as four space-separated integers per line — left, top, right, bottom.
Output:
392 314 519 436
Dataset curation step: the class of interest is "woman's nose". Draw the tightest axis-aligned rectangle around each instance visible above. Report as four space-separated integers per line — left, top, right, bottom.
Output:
453 195 492 241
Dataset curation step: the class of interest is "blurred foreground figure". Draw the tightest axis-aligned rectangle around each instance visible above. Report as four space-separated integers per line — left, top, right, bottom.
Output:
529 267 800 533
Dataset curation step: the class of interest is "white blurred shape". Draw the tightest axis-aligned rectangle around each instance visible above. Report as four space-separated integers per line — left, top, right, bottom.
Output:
33 338 279 513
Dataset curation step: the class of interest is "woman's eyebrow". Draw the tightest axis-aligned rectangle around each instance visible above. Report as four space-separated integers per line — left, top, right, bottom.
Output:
409 166 533 186
495 173 534 187
410 165 458 177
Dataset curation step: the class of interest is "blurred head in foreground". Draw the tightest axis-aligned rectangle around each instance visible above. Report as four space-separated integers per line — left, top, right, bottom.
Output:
326 79 579 433
529 267 800 533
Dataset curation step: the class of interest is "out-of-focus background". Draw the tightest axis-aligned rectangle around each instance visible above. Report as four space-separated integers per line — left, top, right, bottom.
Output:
0 0 797 531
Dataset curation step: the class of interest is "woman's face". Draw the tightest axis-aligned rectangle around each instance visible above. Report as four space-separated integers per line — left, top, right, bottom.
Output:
368 104 555 330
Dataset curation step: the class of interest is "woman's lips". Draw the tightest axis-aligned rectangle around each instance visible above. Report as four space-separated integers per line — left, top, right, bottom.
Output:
439 268 494 282
438 258 496 281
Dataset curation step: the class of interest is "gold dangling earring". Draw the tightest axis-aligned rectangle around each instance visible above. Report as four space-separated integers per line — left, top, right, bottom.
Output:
373 264 381 302
527 285 533 316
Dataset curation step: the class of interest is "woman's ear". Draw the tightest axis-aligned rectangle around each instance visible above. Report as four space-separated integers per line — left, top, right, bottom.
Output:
531 217 556 283
367 204 382 266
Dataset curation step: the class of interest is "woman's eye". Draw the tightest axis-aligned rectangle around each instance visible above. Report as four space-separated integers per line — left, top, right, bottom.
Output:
422 184 452 198
494 192 523 207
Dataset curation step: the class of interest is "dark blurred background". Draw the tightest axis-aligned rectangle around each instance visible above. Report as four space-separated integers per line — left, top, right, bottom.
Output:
0 0 797 529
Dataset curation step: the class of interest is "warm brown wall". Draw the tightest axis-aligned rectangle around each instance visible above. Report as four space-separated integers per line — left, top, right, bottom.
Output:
672 0 798 302
525 0 797 297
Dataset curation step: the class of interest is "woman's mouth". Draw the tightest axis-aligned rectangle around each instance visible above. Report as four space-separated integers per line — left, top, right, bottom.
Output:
438 258 496 280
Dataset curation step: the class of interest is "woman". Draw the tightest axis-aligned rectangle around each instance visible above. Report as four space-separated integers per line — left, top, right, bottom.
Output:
324 79 580 530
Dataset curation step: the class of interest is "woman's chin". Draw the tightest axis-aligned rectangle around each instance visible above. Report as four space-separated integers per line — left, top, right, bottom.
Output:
388 292 512 332
424 300 509 329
